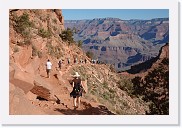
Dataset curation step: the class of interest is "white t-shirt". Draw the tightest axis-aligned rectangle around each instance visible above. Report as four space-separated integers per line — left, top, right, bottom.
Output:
46 61 52 69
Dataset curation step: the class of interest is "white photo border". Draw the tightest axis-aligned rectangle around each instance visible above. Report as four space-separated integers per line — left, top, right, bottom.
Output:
0 0 179 125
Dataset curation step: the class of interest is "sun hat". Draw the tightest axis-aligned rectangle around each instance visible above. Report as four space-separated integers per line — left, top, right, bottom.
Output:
73 72 80 77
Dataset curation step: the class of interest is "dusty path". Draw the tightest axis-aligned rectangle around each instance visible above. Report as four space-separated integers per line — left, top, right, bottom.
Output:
31 61 115 115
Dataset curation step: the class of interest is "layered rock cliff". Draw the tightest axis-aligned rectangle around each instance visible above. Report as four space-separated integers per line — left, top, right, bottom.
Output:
65 18 169 71
126 43 169 74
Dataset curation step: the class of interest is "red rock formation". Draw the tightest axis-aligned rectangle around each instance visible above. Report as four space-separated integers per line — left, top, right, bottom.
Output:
65 18 169 71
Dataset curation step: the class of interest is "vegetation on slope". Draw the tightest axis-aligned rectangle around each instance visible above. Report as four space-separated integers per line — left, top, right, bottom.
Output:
59 28 74 45
131 58 169 114
70 65 148 115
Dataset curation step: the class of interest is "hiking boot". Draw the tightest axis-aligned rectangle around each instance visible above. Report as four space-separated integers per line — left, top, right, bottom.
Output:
73 106 77 109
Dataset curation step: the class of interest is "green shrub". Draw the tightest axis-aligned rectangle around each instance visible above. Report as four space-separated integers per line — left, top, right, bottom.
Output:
77 40 83 48
102 91 110 100
86 51 94 59
122 101 128 107
38 28 51 38
117 78 134 96
46 43 62 58
14 46 19 52
59 28 74 44
109 88 115 94
52 18 57 24
24 38 31 45
17 38 31 46
17 41 24 46
53 26 57 31
102 81 109 89
14 13 34 37
37 51 43 58
131 63 169 115
46 43 54 56
32 45 38 56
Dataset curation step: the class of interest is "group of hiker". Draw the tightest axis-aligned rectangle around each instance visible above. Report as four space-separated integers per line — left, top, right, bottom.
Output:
45 59 83 108
73 57 87 64
52 57 97 72
57 57 87 70
46 56 88 78
91 59 100 64
45 56 101 109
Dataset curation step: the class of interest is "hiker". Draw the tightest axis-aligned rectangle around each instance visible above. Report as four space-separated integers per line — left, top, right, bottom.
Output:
93 59 96 64
58 59 62 70
67 57 70 64
70 72 83 108
97 60 100 64
91 59 94 64
80 59 83 63
46 59 52 78
84 58 87 64
76 58 78 64
74 57 78 64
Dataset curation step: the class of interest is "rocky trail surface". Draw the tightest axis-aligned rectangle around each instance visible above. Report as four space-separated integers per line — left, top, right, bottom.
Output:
10 56 115 115
34 62 115 115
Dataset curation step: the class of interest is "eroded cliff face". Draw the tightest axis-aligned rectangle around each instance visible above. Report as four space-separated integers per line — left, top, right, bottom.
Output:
126 43 169 74
9 9 82 114
65 18 169 71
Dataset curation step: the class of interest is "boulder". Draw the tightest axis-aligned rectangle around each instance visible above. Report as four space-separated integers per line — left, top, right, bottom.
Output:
30 84 51 101
13 46 32 68
34 75 53 90
24 57 41 75
10 69 34 94
26 91 37 101
31 75 57 101
9 83 45 115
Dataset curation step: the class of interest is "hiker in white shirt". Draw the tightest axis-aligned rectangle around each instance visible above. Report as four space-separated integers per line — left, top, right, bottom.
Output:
46 59 52 78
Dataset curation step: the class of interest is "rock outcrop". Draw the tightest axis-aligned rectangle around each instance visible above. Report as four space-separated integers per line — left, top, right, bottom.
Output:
126 43 169 74
9 9 66 114
9 83 45 115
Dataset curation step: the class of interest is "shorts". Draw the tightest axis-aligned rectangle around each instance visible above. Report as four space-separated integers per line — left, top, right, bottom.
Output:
46 69 51 74
70 91 82 98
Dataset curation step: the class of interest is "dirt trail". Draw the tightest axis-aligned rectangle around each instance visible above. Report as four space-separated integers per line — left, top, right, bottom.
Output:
31 61 115 115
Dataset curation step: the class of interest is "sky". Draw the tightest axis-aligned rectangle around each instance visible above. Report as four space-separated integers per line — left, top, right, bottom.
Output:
62 9 169 20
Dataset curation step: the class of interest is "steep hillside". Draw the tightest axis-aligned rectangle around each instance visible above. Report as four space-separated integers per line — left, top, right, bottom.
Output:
65 18 169 71
126 43 169 74
9 9 149 115
121 44 169 114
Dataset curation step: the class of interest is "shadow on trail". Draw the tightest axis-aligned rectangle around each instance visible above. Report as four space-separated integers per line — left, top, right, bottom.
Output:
40 75 47 78
54 102 115 115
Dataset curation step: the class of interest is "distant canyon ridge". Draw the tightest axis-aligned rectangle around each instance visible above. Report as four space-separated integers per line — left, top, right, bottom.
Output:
65 18 169 71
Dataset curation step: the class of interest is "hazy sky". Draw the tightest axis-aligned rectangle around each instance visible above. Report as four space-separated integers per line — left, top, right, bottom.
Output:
62 9 169 20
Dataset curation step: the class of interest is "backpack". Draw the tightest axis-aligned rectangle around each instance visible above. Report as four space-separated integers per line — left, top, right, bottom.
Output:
74 83 83 95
